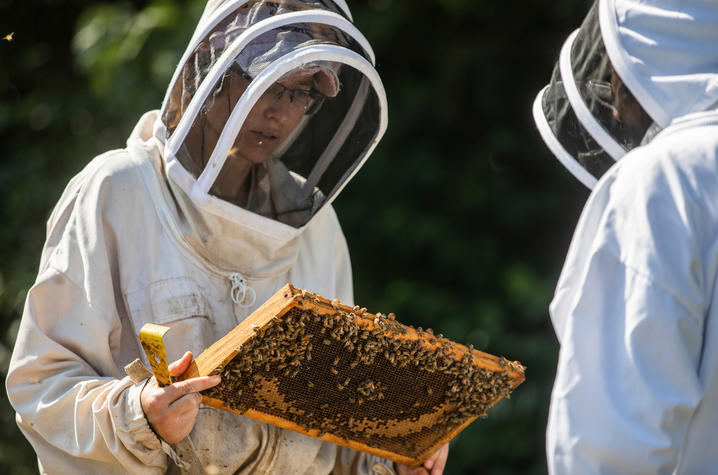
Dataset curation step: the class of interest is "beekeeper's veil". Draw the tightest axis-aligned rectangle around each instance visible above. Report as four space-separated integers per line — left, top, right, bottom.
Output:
533 0 718 189
155 0 387 239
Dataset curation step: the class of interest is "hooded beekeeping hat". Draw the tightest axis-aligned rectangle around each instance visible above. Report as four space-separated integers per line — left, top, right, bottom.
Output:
533 0 718 189
155 0 387 239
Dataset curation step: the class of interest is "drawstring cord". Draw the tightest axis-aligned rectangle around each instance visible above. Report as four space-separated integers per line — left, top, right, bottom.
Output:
229 273 257 308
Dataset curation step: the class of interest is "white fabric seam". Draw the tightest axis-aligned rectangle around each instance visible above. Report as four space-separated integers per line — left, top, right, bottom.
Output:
532 86 598 189
559 29 627 161
598 0 669 128
589 235 705 327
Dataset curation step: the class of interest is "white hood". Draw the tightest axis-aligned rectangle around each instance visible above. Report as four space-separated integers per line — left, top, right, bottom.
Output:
533 0 718 188
155 0 387 246
600 0 718 129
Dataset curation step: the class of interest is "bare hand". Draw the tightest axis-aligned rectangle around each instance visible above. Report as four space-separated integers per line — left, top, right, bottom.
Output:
140 351 221 444
395 443 449 475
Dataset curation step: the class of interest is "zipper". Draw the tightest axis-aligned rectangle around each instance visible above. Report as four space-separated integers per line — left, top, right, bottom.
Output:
228 272 257 308
135 150 258 308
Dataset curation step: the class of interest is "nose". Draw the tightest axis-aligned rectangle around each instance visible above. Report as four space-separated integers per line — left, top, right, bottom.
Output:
262 92 291 123
265 103 290 123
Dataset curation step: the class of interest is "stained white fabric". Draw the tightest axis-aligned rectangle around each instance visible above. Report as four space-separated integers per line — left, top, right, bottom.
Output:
547 110 718 473
6 111 394 474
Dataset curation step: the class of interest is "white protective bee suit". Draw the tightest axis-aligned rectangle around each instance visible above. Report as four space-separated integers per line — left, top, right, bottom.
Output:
6 0 393 473
533 0 718 473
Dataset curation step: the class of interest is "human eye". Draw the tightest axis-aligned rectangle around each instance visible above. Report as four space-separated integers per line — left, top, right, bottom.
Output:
291 89 310 101
266 83 284 99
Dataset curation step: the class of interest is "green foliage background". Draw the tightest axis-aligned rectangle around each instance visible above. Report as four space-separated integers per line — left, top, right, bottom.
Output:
0 0 591 473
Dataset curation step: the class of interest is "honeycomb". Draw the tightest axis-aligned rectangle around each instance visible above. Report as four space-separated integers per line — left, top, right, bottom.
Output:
180 284 525 467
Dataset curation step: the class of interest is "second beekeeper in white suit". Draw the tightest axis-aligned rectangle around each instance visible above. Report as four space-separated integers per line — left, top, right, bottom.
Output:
533 0 718 472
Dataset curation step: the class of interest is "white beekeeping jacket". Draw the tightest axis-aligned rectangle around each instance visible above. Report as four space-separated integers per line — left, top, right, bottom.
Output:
6 0 393 473
548 111 718 474
536 0 718 473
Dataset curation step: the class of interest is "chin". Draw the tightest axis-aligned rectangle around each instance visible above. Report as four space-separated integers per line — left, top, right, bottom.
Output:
246 152 272 164
229 146 270 164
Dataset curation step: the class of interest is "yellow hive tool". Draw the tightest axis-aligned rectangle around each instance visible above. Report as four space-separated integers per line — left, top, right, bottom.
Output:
138 323 204 474
139 323 172 387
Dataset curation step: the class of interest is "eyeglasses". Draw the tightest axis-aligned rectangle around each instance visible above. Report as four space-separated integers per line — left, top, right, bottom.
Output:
264 82 326 115
230 65 326 115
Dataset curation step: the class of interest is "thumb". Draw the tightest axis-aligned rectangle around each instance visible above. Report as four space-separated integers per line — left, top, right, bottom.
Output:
169 351 194 377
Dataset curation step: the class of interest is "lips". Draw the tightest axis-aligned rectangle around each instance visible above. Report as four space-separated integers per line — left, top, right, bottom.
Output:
252 130 278 142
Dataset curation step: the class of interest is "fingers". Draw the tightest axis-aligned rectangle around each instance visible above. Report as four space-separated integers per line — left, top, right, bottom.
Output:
141 374 220 445
395 464 429 475
428 444 449 475
140 352 224 445
153 374 221 407
172 374 222 395
168 391 203 415
169 351 194 377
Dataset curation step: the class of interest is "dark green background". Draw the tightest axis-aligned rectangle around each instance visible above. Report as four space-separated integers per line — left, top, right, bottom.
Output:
0 1 591 473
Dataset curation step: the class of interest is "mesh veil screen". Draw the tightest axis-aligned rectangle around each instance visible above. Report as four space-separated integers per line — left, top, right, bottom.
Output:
535 0 652 186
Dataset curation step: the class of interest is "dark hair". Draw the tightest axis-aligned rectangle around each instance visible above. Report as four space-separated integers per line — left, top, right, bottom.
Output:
609 66 653 134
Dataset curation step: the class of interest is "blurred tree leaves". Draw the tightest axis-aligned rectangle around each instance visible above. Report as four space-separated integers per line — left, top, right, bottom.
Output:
0 0 591 473
73 2 179 94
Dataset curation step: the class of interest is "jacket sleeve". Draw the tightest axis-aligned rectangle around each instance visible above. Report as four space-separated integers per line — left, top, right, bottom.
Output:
547 250 703 474
6 267 168 473
547 155 707 474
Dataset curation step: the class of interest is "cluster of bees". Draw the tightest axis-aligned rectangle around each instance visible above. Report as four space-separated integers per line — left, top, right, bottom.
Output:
202 296 520 457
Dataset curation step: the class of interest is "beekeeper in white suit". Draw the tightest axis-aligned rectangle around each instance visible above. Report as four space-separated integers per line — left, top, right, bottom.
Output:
6 0 450 473
533 0 718 472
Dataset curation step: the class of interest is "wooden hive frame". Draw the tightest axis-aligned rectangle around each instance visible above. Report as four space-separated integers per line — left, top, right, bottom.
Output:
180 284 525 467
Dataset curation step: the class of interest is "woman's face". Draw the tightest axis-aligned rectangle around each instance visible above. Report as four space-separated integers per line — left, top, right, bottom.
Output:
193 70 315 167
231 74 313 164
